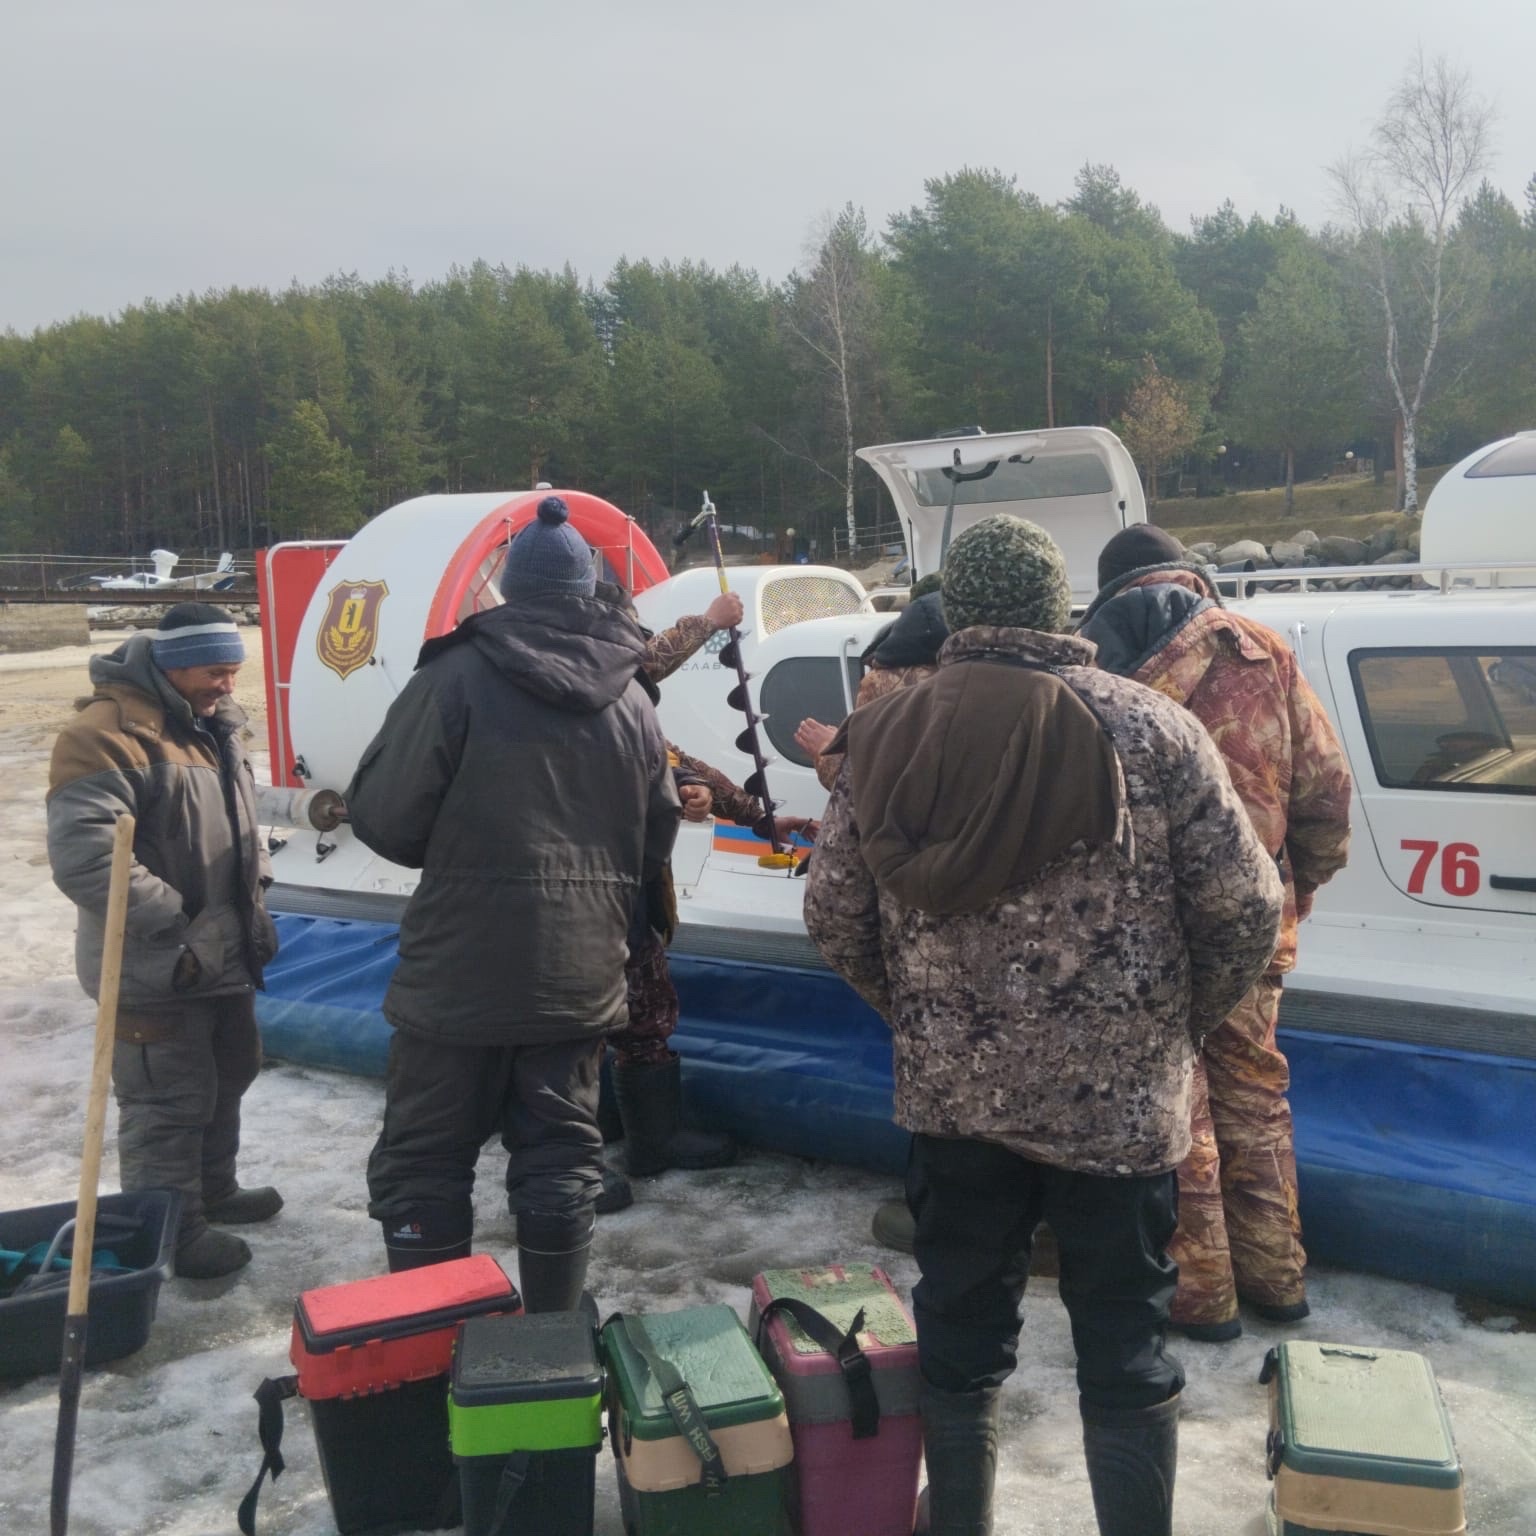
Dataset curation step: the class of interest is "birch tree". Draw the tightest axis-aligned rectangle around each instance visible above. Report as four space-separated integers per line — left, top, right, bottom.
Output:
783 204 876 558
1330 52 1493 512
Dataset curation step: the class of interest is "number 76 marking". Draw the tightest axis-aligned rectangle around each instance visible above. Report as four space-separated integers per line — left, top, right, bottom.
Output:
1401 839 1482 897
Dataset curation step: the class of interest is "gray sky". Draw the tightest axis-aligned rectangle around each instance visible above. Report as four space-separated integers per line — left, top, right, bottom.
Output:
4 0 1532 335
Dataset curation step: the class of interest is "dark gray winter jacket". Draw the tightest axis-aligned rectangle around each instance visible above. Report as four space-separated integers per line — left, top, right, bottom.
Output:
47 634 277 1008
345 594 681 1046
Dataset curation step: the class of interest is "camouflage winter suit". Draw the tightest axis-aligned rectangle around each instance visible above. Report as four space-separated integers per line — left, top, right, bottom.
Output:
609 612 764 1066
804 626 1285 1177
1081 565 1353 1322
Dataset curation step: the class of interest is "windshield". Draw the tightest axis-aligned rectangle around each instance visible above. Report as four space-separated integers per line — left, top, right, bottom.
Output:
902 451 1115 508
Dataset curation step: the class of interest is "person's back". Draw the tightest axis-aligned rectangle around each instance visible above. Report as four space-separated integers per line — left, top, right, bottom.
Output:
1080 525 1352 1344
805 516 1282 1536
349 590 675 1042
346 497 680 1300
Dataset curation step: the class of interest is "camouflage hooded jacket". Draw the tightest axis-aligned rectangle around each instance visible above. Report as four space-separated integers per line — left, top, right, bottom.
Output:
1079 564 1352 975
803 626 1284 1177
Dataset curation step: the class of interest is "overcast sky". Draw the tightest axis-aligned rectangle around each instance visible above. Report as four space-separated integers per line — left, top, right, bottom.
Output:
4 0 1532 335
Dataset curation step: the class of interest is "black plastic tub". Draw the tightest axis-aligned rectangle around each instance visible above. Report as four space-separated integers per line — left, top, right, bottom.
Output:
0 1188 181 1380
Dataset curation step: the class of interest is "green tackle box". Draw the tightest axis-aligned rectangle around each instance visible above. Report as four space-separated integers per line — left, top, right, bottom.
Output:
1261 1341 1466 1536
602 1304 793 1536
449 1312 605 1536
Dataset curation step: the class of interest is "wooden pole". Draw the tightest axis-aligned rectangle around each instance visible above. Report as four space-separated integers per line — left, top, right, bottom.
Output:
50 814 135 1536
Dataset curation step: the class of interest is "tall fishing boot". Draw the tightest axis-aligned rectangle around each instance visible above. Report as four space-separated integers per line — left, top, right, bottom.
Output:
611 1057 735 1179
1080 1393 1180 1536
914 1381 1000 1535
516 1207 594 1314
594 1155 634 1216
380 1207 472 1273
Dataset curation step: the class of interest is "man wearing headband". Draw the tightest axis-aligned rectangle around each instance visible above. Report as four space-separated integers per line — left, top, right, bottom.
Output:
47 602 282 1280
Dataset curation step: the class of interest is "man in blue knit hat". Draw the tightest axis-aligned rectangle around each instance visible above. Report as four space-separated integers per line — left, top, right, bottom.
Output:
348 497 681 1309
48 602 283 1280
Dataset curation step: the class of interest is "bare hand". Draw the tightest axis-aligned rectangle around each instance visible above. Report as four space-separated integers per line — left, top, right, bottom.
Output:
774 816 820 845
794 719 837 758
679 783 712 822
705 591 744 632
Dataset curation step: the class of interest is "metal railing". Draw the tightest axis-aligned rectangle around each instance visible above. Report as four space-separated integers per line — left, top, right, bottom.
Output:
1209 559 1536 599
0 552 256 602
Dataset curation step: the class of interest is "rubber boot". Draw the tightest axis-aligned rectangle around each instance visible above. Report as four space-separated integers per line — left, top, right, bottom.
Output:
204 1185 284 1224
176 1227 252 1279
594 1157 634 1215
516 1207 594 1314
872 1197 915 1254
915 1381 1000 1535
1080 1393 1180 1536
380 1206 473 1273
611 1057 735 1179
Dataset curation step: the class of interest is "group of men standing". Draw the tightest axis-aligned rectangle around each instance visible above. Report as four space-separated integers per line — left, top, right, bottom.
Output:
47 499 1350 1535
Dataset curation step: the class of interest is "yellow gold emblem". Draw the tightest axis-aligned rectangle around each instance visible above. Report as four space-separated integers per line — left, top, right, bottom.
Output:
316 579 389 680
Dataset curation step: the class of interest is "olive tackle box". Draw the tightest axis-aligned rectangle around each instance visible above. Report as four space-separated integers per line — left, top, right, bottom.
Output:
1261 1341 1466 1536
602 1304 794 1536
748 1263 923 1536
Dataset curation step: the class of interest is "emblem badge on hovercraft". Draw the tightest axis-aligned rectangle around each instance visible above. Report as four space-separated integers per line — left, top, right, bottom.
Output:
316 579 390 680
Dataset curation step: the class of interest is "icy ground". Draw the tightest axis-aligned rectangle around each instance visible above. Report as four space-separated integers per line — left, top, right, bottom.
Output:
0 635 1533 1535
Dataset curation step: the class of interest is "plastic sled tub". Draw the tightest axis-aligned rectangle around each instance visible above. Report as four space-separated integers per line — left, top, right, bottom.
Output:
0 1188 182 1380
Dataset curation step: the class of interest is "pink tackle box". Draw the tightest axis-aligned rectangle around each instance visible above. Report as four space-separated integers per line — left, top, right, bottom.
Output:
748 1263 923 1536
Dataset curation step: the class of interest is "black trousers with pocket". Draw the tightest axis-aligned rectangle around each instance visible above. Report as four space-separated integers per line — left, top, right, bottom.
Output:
907 1133 1185 1412
366 1029 605 1259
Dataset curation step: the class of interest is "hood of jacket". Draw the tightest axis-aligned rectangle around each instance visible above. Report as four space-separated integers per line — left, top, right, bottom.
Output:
418 593 649 714
85 631 246 739
1079 577 1214 678
868 591 949 671
843 626 1121 916
1081 567 1270 703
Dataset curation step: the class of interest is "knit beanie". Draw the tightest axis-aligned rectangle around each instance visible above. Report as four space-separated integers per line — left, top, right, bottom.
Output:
1096 524 1186 592
941 516 1072 635
151 602 245 670
500 496 596 599
909 572 944 601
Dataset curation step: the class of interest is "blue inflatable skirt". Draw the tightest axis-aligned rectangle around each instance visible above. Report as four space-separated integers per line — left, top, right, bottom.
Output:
258 914 1536 1307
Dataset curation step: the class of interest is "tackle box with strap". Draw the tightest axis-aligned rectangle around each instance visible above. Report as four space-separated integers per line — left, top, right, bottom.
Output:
239 1254 518 1536
748 1263 922 1536
601 1304 794 1536
1261 1341 1466 1536
448 1311 605 1536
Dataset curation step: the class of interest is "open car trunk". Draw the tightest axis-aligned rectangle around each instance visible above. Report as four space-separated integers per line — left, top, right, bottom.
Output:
857 427 1146 605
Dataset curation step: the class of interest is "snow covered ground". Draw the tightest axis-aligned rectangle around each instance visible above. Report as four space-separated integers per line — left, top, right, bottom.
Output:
0 633 1533 1535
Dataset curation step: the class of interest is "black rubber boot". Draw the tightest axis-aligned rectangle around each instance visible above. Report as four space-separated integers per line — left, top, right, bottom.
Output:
611 1057 736 1179
380 1206 472 1273
204 1185 284 1224
516 1207 594 1314
915 1381 1000 1535
1080 1393 1180 1536
176 1227 252 1279
594 1157 634 1215
871 1197 915 1254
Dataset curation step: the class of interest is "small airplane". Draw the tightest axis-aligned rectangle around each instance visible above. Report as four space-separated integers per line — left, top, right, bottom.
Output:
92 550 237 593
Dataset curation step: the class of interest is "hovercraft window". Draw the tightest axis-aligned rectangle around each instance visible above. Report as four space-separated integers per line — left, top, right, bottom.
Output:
759 657 864 767
1351 648 1536 794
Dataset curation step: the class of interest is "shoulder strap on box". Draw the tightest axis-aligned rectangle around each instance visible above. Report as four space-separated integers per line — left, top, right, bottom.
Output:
756 1297 880 1439
237 1374 299 1535
606 1312 729 1494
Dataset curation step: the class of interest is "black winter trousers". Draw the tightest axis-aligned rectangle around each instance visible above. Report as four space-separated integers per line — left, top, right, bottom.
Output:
907 1133 1185 1412
367 1030 604 1256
